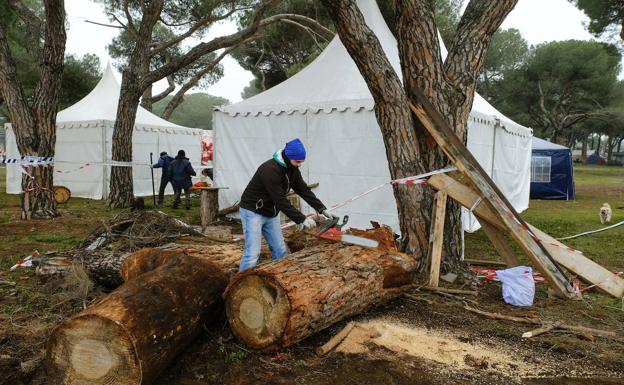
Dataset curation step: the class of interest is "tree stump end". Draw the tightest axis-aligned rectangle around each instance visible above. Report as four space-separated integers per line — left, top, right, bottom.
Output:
226 274 290 350
46 314 140 385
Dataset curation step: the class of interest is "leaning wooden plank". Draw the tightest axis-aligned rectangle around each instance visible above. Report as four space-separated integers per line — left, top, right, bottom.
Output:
429 172 622 298
428 174 520 267
225 239 417 350
428 191 447 287
480 222 521 267
527 224 624 298
427 174 505 230
409 96 574 298
46 250 228 385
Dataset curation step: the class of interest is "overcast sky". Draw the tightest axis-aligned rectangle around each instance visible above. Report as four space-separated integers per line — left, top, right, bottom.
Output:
65 0 619 103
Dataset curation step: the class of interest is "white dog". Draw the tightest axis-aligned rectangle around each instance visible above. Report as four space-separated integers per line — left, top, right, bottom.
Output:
599 203 612 225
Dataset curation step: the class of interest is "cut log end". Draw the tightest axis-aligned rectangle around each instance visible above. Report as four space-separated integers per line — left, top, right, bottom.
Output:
226 275 291 350
46 315 140 385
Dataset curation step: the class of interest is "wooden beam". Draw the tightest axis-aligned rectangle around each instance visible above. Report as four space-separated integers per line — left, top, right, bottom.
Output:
427 173 520 266
427 174 505 230
409 94 574 298
428 191 447 287
527 224 624 298
480 222 521 267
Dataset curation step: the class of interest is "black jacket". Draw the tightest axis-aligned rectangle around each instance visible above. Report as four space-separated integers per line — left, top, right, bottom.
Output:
168 157 196 189
154 155 174 181
240 152 326 224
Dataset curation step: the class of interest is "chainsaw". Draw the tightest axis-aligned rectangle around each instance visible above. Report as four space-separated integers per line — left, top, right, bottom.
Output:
314 215 379 248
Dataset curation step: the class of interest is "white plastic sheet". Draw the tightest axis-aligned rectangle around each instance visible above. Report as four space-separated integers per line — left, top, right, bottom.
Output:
496 266 536 307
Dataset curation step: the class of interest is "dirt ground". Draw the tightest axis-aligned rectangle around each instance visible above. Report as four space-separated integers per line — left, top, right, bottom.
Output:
1 211 624 384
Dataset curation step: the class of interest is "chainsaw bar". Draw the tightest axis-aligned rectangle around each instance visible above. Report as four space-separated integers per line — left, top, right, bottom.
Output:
318 228 379 248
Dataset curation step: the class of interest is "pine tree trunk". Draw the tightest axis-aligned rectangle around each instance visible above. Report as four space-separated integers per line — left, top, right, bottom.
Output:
108 89 140 208
225 241 417 350
320 1 429 261
581 135 588 159
46 250 228 385
140 83 153 111
0 0 65 219
321 0 516 271
597 135 602 155
107 0 164 208
161 92 184 120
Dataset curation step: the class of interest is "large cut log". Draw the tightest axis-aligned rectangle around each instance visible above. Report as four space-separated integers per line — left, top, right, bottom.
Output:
75 240 243 288
74 249 133 288
225 240 417 350
45 249 228 385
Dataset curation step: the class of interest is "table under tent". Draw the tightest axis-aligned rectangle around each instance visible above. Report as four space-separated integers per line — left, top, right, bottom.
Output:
530 137 575 200
213 0 533 233
4 63 203 200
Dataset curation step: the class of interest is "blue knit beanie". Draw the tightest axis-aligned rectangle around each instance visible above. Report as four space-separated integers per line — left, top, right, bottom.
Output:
284 138 306 161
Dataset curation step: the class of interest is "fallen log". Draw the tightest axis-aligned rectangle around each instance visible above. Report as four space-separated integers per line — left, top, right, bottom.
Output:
45 249 228 385
74 241 243 288
74 249 133 288
225 240 417 350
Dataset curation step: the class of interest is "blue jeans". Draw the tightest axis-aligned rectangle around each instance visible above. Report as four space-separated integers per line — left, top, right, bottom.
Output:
239 208 288 272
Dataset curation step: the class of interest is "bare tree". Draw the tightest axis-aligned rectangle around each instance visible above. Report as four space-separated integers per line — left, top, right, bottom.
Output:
320 0 517 267
105 0 335 207
0 0 66 219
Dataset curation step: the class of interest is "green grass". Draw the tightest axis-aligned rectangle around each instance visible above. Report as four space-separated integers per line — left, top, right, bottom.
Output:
574 163 624 186
465 164 624 270
0 165 202 263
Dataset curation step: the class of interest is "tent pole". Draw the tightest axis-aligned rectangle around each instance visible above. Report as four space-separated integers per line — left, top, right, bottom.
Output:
102 124 108 200
150 152 156 206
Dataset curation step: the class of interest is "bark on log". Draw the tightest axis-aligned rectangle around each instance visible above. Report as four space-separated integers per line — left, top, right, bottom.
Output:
225 242 417 350
75 242 243 288
74 249 132 288
45 250 228 385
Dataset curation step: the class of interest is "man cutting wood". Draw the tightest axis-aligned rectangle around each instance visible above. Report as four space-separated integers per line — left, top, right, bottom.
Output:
238 138 338 271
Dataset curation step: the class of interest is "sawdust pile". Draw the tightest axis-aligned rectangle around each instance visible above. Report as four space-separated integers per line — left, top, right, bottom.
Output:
335 318 534 376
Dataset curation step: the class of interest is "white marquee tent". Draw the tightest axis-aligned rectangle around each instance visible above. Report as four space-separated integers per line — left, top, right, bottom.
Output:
5 63 203 199
213 0 532 233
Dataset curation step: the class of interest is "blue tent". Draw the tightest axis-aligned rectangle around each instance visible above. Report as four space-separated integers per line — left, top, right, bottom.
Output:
530 137 575 200
586 151 606 165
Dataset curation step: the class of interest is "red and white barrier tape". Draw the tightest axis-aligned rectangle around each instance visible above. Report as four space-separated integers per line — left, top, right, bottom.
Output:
9 251 39 271
580 271 624 293
9 159 212 174
470 266 547 284
233 167 457 241
496 200 586 257
471 266 624 294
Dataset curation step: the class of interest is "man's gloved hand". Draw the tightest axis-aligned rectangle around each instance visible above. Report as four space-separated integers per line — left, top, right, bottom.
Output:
321 209 339 220
297 217 317 231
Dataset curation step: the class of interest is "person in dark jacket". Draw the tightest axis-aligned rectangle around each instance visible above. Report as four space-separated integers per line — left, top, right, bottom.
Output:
168 149 196 209
238 138 338 271
152 151 174 206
